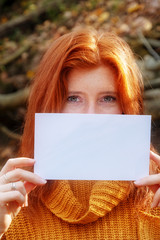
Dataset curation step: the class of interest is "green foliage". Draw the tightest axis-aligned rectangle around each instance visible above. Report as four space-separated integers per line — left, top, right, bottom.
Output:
0 0 7 8
85 0 99 10
9 29 25 42
46 8 62 21
40 0 67 21
109 0 124 12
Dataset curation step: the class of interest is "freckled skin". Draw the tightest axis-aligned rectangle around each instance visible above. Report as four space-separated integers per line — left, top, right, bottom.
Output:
62 65 122 114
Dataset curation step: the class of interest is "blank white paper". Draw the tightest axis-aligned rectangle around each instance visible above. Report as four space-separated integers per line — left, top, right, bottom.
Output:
34 113 151 180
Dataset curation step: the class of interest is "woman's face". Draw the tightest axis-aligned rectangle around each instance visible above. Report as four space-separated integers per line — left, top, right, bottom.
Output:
62 65 122 114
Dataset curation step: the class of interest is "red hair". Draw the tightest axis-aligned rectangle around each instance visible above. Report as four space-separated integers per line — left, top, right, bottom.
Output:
19 29 144 157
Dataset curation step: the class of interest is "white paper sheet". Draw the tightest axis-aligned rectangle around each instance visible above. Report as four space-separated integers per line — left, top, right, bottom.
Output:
34 113 151 180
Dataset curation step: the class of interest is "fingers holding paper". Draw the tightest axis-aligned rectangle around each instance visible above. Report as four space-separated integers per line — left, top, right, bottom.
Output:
134 151 160 208
0 157 46 236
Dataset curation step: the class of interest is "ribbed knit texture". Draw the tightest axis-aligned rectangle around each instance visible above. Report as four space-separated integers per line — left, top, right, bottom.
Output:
4 180 160 239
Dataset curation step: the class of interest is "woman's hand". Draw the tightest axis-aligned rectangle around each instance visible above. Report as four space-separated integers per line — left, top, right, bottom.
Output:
0 157 46 237
134 151 160 208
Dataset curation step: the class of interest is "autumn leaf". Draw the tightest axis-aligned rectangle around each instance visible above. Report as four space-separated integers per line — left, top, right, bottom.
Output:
26 70 35 79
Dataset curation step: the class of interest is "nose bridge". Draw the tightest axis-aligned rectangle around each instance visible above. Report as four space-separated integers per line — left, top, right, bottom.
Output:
85 100 97 114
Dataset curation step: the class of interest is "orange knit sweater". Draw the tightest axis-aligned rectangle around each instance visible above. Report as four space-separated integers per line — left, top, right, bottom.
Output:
3 180 160 239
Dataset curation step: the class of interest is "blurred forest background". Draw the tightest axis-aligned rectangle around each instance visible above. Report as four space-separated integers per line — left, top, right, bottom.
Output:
0 0 160 168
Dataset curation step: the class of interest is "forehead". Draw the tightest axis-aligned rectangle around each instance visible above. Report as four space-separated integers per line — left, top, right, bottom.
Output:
67 65 117 91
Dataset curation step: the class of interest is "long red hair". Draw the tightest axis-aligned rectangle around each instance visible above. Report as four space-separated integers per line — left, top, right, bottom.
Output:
19 29 157 207
19 29 144 157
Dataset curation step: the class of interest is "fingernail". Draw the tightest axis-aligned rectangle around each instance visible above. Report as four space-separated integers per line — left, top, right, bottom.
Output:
40 178 47 184
28 158 35 162
134 179 142 185
151 203 155 208
24 195 28 207
150 150 156 156
28 159 35 164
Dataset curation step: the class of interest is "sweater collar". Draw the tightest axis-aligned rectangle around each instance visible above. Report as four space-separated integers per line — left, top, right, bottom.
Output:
41 180 131 224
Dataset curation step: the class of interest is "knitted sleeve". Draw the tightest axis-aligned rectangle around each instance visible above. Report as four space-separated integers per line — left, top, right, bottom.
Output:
138 207 160 239
1 234 6 240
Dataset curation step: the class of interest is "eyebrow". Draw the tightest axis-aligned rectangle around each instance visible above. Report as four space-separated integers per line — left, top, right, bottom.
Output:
67 91 83 94
97 91 118 95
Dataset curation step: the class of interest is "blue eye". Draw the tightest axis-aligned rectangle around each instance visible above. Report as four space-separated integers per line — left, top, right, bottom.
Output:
103 96 116 102
67 96 79 102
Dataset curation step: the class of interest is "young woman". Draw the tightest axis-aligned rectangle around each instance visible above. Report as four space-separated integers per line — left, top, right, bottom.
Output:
0 29 160 239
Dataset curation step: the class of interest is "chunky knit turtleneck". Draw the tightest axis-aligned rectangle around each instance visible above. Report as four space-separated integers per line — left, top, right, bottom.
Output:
42 180 130 224
4 180 160 239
